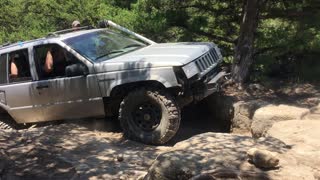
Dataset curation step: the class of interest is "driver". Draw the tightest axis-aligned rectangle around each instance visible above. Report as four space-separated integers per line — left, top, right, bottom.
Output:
44 45 67 77
9 54 18 78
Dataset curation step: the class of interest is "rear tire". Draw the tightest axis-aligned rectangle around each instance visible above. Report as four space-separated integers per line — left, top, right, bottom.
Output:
0 116 15 130
119 88 180 145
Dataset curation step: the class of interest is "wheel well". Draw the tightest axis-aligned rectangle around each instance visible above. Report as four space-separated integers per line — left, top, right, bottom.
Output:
0 106 9 117
111 81 166 97
103 81 179 117
0 106 18 128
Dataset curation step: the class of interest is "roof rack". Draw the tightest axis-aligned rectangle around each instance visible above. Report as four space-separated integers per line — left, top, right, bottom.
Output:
0 42 12 48
0 38 46 51
47 25 95 37
98 20 156 45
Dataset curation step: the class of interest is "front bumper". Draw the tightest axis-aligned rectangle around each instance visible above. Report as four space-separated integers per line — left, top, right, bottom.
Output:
191 69 229 102
176 66 229 107
202 71 228 97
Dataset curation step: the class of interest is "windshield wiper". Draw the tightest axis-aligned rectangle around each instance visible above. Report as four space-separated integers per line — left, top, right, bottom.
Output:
95 50 125 60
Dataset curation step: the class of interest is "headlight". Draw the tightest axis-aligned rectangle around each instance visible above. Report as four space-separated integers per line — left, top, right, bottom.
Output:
182 62 199 78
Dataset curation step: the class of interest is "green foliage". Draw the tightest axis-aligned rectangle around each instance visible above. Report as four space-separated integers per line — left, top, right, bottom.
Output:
0 0 319 81
0 0 135 44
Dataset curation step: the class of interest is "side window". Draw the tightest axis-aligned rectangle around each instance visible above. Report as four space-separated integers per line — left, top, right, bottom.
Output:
0 54 8 84
34 44 87 79
8 49 32 83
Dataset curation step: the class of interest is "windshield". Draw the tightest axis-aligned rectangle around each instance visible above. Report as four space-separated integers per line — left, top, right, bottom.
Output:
64 30 146 62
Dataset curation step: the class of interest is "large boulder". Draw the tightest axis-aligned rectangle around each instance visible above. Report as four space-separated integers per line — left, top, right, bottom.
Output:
306 104 320 120
144 133 288 180
231 100 269 133
205 93 270 134
251 105 310 138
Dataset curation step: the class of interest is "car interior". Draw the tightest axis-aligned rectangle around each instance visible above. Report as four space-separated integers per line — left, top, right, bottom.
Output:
34 44 80 79
8 49 32 83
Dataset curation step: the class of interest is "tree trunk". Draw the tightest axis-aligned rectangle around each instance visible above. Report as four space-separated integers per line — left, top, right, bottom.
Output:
232 0 264 84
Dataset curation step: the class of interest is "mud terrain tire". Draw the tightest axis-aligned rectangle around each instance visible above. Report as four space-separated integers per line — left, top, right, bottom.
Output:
0 117 14 130
119 88 180 145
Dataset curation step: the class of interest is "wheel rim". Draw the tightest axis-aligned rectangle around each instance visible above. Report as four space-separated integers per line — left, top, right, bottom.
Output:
132 102 162 131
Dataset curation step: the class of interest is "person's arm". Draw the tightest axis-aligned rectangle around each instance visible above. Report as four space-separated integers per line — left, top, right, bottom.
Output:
10 59 18 78
44 50 53 73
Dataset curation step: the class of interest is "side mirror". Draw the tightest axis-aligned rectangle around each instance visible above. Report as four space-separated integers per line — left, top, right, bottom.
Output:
65 64 89 77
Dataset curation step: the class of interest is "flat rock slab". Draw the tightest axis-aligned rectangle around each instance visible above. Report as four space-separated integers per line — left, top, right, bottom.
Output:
267 120 320 171
144 133 289 180
251 105 310 138
253 105 310 121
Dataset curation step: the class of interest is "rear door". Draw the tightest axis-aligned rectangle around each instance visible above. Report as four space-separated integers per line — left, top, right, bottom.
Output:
0 48 44 123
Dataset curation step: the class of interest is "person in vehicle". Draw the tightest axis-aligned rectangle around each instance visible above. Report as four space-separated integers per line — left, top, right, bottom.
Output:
9 52 30 79
9 54 18 78
72 20 81 30
44 46 67 77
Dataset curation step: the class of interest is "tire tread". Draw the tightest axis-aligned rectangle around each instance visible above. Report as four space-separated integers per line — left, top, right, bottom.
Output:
119 87 180 144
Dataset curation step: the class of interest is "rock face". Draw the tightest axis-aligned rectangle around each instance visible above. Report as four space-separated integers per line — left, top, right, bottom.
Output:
306 104 320 120
205 94 270 134
145 129 319 180
231 100 268 133
251 105 310 138
204 93 235 131
144 133 288 180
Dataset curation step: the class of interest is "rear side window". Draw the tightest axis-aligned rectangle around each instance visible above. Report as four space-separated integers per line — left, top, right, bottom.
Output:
8 49 32 83
0 54 8 84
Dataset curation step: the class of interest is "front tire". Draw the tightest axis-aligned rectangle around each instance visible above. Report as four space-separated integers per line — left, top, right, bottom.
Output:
119 88 180 145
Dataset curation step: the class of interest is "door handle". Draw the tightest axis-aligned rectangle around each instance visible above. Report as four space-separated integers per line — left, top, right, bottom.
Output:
36 85 49 89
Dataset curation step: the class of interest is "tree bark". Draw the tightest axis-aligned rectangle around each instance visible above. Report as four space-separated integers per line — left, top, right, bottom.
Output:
232 0 264 84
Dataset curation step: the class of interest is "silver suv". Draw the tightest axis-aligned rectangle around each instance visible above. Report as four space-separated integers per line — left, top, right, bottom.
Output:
0 21 226 144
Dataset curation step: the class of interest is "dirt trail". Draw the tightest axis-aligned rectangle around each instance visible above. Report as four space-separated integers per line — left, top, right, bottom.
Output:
0 102 227 180
1 122 168 179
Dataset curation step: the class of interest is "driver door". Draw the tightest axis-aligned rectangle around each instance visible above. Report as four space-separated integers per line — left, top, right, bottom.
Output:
32 43 105 122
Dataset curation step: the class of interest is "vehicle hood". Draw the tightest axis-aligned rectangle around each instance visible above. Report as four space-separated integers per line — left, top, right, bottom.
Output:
94 42 215 72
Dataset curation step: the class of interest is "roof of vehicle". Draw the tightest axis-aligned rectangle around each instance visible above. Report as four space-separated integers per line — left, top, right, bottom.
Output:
0 28 104 53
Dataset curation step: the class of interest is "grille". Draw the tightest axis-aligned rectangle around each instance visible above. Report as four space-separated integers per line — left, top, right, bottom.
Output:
195 48 220 73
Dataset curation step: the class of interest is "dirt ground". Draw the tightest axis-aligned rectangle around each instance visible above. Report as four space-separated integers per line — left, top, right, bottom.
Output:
0 102 229 180
1 121 165 179
0 82 319 179
224 81 320 108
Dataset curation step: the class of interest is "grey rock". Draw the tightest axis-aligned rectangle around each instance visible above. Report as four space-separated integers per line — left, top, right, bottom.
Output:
253 105 309 121
251 105 310 138
231 100 269 132
248 83 265 92
247 148 279 169
251 118 275 138
314 171 320 180
144 133 286 180
117 154 124 162
190 168 270 180
306 104 320 120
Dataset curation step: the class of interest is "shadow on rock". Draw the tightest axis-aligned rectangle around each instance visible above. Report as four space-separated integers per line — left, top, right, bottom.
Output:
145 133 289 180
